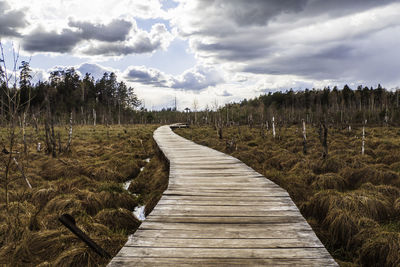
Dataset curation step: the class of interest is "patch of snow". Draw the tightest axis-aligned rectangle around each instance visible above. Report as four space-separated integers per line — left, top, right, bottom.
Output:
123 180 131 190
140 167 145 172
145 158 150 163
133 205 146 221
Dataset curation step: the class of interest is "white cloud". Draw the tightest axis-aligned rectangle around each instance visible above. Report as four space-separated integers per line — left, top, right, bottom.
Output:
124 64 224 91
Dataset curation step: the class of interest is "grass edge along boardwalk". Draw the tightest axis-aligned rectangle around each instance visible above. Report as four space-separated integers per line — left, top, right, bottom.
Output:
108 125 337 266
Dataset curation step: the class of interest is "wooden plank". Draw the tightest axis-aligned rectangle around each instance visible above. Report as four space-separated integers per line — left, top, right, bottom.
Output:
109 257 337 266
139 221 311 230
124 237 324 248
151 204 299 212
163 190 289 197
116 247 333 259
159 195 293 202
145 215 307 224
157 199 294 206
133 228 315 239
150 208 300 217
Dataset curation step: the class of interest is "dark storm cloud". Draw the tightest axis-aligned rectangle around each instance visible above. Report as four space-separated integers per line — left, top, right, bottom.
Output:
175 0 400 86
197 0 308 26
68 19 132 42
22 19 134 53
0 1 28 37
303 0 398 18
195 0 397 27
22 28 82 53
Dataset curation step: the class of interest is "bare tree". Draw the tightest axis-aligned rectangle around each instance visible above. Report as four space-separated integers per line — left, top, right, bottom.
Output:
318 120 328 159
65 111 73 152
192 98 199 125
302 119 307 154
0 42 32 209
272 116 276 138
362 120 366 155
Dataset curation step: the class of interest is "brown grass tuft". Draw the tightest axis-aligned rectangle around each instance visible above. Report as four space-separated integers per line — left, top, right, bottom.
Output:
312 156 345 174
359 231 400 267
95 208 140 233
31 187 57 208
394 198 400 213
312 173 347 191
323 209 359 248
10 230 76 265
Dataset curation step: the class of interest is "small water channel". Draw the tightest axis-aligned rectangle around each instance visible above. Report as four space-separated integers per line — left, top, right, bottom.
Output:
123 157 150 221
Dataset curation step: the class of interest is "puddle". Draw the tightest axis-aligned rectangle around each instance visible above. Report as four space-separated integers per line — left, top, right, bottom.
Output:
133 205 146 221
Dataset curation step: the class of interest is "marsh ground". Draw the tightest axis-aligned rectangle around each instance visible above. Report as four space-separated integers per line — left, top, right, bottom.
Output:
175 125 400 267
0 125 169 266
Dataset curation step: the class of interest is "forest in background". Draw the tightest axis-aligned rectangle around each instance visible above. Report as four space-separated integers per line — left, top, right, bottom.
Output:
164 85 400 127
2 58 400 128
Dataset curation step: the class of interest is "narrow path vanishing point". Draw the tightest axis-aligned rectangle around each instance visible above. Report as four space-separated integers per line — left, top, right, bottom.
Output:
108 125 337 266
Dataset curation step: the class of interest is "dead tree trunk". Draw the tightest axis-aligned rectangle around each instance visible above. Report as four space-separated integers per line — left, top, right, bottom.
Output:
272 116 276 139
65 112 73 152
58 133 62 154
44 119 51 154
318 121 328 159
22 112 27 154
302 119 307 154
362 120 366 155
13 157 32 189
118 103 121 125
50 117 57 157
260 123 265 138
93 108 96 126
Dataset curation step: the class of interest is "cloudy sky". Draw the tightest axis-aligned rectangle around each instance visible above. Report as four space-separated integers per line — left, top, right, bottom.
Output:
1 0 400 110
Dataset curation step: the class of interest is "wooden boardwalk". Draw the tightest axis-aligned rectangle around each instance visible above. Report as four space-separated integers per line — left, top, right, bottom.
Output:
108 125 337 266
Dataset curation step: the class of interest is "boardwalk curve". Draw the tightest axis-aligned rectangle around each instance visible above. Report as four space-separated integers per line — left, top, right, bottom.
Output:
108 125 337 266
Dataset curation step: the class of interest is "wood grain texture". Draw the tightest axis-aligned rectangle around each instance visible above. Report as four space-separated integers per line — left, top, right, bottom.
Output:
108 125 337 266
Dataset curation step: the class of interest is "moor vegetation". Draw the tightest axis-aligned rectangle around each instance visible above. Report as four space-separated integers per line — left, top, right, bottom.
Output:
175 125 400 267
2 46 400 266
0 125 169 266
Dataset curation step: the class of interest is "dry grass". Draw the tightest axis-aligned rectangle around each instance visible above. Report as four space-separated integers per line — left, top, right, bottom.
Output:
175 125 400 266
0 124 169 266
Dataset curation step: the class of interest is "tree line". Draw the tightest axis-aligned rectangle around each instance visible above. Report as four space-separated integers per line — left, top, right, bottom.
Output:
2 57 400 128
1 62 141 126
154 85 400 127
